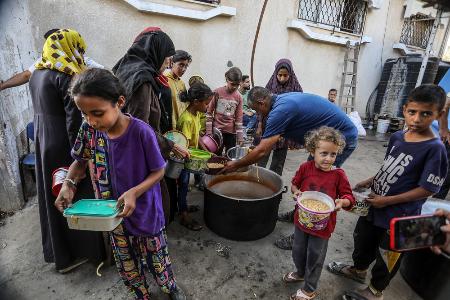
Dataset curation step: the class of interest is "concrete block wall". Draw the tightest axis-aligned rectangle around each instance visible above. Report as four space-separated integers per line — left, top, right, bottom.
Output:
0 0 37 211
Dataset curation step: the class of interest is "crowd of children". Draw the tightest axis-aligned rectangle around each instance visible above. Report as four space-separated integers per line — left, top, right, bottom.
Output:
10 26 449 300
52 71 450 300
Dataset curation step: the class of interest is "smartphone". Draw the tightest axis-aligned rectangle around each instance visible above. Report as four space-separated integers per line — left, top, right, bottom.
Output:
390 214 447 252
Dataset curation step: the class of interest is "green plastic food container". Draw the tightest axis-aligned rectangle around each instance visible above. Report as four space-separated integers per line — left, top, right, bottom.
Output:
185 148 213 173
63 199 122 231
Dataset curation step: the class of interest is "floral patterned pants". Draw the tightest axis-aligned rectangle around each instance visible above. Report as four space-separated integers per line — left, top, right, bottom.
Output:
110 224 177 299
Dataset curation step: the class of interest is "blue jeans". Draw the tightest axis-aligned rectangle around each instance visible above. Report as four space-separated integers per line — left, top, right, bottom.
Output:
177 169 190 213
292 226 328 293
307 136 358 168
334 137 358 167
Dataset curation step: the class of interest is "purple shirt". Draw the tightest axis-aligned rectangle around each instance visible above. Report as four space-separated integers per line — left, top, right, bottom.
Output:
72 116 166 236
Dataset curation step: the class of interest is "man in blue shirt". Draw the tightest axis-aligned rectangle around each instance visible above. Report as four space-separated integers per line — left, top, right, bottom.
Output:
223 87 358 173
222 87 359 250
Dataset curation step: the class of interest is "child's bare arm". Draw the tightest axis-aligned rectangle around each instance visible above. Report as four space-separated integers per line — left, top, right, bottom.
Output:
366 187 433 208
117 167 165 217
354 176 374 191
54 160 88 212
335 198 351 211
291 184 302 200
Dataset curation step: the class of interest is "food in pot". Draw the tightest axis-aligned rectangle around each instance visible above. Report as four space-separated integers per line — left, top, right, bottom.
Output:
208 176 276 200
300 199 330 212
207 162 225 169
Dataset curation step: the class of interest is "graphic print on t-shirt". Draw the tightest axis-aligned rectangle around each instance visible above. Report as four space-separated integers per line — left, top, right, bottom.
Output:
372 146 413 196
216 98 237 116
372 145 445 196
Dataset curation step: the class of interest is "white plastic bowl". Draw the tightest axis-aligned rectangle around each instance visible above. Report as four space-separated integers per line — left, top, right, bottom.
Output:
296 191 335 231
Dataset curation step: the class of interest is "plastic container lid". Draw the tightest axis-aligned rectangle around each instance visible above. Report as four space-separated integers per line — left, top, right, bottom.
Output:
64 199 118 217
164 130 188 148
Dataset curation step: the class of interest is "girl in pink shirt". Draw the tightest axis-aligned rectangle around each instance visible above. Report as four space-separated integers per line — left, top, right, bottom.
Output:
206 67 244 154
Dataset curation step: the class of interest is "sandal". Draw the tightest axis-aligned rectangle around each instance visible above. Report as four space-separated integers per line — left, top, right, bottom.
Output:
282 272 304 283
180 218 203 231
278 209 295 223
188 205 200 213
274 234 294 250
290 289 316 300
327 262 367 284
342 287 383 300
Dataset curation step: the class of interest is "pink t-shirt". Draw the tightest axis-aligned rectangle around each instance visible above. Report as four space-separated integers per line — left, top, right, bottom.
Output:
207 86 243 137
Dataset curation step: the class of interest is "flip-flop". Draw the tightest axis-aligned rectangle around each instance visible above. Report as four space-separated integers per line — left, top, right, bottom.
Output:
282 272 304 283
274 234 294 250
327 262 366 284
290 289 316 300
180 218 203 231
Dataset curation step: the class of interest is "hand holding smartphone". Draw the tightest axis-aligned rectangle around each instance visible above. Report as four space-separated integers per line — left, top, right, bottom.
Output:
430 209 450 258
390 214 447 252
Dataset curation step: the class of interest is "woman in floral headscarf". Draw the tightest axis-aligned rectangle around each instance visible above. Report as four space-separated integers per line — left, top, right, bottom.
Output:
29 29 105 273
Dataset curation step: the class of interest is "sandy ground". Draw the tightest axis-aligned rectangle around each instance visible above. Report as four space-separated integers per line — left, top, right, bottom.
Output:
0 136 422 300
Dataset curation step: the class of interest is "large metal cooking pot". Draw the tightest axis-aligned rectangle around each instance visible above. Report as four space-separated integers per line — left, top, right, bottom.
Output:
203 166 287 241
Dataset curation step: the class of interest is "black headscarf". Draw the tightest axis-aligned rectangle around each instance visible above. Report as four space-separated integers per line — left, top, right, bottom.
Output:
112 30 175 99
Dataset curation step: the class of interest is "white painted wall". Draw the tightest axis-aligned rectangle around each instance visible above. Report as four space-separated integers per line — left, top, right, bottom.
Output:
0 0 37 210
24 0 449 111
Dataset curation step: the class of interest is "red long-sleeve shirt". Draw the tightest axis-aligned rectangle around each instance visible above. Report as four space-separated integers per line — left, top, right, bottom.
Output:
292 160 355 239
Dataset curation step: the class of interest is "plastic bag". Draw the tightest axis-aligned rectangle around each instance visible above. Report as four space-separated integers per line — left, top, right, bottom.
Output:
348 111 366 136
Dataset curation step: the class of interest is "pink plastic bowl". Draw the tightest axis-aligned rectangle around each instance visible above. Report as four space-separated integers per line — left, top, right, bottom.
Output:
199 134 219 153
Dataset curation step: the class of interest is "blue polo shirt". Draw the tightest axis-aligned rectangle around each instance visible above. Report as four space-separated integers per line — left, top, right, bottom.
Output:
262 92 358 144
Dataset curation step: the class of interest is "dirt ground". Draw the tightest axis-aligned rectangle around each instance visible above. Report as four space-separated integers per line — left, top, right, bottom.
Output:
0 136 422 300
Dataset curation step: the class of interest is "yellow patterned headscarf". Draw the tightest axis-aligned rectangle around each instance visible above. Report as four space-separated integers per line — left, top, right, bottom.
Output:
35 29 87 75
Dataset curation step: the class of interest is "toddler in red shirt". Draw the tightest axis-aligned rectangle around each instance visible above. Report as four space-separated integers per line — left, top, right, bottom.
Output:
283 126 355 300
